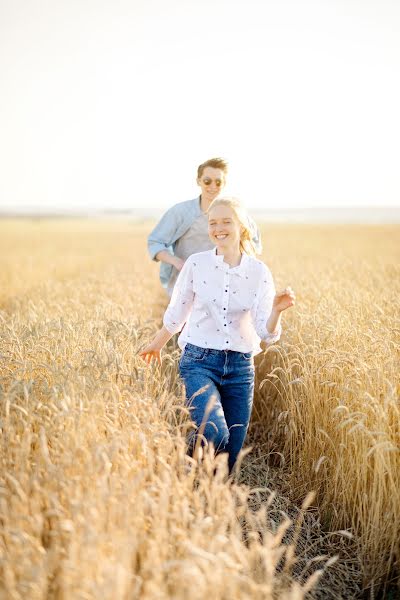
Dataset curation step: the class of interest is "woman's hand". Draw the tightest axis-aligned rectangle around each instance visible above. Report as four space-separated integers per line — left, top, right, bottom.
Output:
139 341 162 365
138 326 174 365
273 286 296 313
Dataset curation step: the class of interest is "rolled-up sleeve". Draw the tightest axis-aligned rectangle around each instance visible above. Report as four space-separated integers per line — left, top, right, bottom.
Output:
163 259 195 334
248 215 263 255
253 264 281 345
147 205 182 261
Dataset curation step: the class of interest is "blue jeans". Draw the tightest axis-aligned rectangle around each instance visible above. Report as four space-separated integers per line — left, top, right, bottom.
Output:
179 343 255 472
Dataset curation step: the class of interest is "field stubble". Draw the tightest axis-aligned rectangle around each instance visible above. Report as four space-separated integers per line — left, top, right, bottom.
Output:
0 219 398 599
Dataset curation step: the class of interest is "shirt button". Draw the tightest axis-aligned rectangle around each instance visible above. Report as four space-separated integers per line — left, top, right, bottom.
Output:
223 308 226 310
225 289 228 292
226 341 229 344
224 324 227 326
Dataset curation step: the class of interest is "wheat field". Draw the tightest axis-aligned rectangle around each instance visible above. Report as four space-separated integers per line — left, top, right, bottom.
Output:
0 218 398 599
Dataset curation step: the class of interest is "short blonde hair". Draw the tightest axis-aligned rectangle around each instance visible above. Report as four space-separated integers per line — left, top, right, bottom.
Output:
207 196 256 256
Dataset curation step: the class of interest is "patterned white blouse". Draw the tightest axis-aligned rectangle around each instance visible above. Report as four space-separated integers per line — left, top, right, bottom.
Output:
163 249 281 354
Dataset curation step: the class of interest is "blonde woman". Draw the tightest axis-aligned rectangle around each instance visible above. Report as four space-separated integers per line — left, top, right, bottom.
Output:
147 158 262 296
140 197 295 472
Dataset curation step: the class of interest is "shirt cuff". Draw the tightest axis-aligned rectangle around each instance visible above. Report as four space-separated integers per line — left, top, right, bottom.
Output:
148 241 169 261
163 314 182 336
261 323 282 345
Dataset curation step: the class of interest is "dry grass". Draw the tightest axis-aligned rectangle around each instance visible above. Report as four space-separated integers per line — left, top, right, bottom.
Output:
0 219 398 598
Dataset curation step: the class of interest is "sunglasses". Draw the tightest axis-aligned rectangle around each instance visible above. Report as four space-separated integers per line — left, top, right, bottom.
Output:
202 178 223 187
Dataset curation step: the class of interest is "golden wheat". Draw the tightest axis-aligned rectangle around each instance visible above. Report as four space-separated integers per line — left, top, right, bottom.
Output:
0 219 398 598
0 218 330 600
254 224 400 593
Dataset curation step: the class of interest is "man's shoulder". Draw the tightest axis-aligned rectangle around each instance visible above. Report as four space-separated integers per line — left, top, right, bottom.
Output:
151 197 200 234
169 197 200 214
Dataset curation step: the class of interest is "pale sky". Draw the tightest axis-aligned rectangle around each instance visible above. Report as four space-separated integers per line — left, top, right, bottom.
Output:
1 0 399 212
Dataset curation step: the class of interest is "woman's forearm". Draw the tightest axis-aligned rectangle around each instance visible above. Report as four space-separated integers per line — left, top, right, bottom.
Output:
267 308 282 335
152 326 175 350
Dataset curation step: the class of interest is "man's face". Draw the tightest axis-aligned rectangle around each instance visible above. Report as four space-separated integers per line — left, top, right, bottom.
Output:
197 167 226 203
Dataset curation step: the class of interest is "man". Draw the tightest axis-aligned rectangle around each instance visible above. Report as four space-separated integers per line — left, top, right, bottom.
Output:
148 157 261 295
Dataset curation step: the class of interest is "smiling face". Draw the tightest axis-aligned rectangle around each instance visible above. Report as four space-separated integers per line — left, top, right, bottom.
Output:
197 166 226 204
208 204 242 253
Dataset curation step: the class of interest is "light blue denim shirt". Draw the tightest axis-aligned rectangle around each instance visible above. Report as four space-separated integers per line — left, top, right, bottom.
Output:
148 197 262 289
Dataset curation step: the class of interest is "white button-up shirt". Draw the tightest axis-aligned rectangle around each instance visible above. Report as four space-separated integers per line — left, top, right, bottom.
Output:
163 249 281 354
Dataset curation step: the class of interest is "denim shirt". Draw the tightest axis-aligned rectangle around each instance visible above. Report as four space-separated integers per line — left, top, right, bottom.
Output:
148 197 262 289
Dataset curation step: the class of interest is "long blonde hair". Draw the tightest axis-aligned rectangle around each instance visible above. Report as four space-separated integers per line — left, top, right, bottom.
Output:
207 196 256 256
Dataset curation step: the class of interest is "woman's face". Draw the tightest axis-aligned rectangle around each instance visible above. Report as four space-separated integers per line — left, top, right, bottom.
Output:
197 167 226 203
208 204 242 252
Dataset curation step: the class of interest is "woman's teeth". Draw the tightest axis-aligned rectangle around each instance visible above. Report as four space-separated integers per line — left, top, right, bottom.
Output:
216 234 228 239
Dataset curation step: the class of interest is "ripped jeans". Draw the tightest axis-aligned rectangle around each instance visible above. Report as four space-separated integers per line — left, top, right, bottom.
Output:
179 343 255 472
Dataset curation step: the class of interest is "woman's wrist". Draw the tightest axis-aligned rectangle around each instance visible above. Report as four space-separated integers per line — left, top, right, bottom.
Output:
154 326 174 348
267 309 282 334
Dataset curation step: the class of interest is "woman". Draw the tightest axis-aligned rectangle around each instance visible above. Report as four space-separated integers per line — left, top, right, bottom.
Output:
147 158 262 296
140 196 295 472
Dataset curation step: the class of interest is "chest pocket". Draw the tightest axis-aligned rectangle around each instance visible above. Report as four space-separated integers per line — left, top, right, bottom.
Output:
192 269 222 305
229 276 258 314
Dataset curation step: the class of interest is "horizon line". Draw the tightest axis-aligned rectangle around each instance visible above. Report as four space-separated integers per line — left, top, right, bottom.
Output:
1 205 399 224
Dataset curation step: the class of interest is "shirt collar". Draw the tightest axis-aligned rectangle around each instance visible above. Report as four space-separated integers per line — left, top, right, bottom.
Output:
192 196 202 217
211 248 249 277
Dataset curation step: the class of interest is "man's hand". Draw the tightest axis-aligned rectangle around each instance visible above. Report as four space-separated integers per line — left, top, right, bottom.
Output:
155 250 185 272
173 257 185 271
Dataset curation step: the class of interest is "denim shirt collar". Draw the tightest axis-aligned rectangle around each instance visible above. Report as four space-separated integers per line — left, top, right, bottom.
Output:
194 196 203 216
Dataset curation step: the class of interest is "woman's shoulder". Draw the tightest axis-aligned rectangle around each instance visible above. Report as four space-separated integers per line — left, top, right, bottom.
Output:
245 254 270 269
186 249 215 264
244 255 273 278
